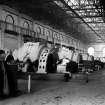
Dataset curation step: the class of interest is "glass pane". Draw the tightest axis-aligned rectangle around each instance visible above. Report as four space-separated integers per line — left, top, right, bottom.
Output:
88 47 94 56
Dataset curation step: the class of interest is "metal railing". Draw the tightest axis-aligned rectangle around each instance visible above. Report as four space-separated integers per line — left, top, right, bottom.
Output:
0 20 71 46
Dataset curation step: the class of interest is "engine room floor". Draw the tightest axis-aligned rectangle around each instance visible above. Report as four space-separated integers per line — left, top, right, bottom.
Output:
1 69 105 105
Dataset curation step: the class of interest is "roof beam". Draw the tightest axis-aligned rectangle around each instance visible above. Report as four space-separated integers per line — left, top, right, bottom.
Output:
60 0 105 42
70 15 102 18
75 21 104 24
66 8 102 11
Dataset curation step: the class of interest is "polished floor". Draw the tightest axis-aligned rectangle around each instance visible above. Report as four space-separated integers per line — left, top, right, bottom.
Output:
1 69 105 105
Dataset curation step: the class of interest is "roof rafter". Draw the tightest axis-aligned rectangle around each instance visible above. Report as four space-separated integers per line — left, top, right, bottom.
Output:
58 0 105 42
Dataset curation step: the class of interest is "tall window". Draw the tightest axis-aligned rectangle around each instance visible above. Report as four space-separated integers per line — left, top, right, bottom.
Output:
102 47 105 57
88 47 94 56
5 15 15 31
23 21 30 29
23 21 30 42
5 15 14 24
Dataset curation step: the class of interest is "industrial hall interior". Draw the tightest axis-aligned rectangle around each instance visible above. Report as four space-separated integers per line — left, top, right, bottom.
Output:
1 0 105 105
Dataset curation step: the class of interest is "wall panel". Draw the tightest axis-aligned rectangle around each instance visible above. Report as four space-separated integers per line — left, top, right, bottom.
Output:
4 33 18 50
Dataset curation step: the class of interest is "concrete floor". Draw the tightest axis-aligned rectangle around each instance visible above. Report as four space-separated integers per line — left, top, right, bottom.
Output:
1 70 105 105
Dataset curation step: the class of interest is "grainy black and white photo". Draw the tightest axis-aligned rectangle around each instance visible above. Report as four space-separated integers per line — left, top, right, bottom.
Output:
0 0 105 105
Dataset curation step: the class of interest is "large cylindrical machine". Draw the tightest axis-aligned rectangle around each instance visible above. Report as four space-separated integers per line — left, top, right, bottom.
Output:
13 42 75 75
13 42 50 73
